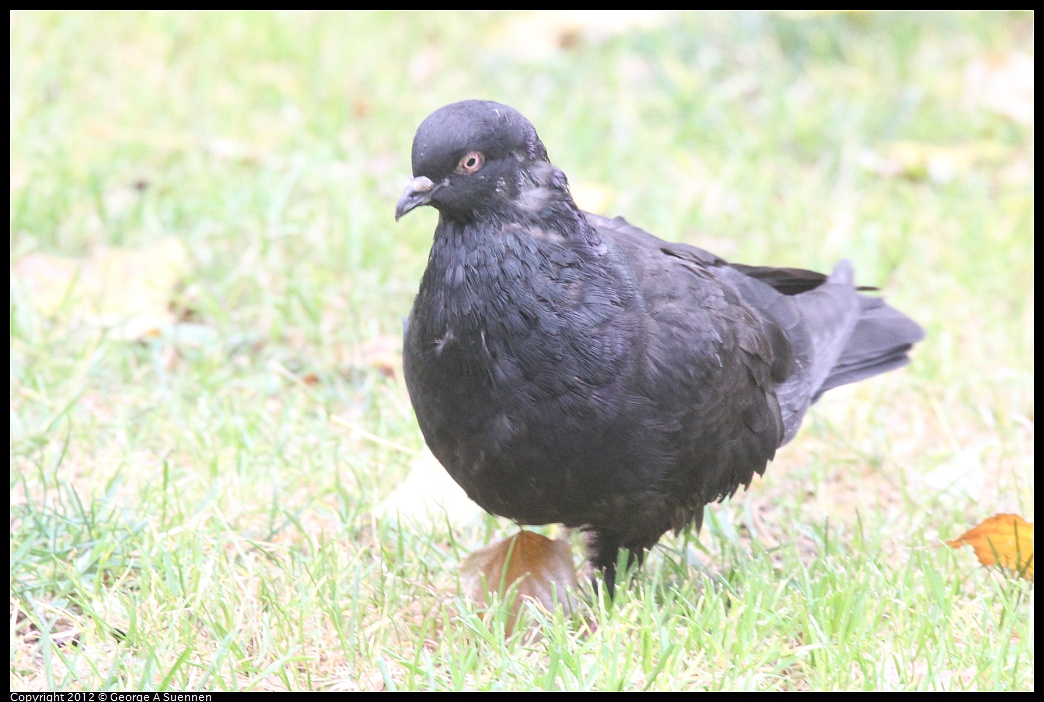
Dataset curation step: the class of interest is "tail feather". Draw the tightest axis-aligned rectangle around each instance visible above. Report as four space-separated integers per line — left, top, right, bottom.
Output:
813 295 924 401
724 259 923 441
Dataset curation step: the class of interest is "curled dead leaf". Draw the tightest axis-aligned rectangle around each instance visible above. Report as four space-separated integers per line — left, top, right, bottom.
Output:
460 530 580 633
947 513 1034 581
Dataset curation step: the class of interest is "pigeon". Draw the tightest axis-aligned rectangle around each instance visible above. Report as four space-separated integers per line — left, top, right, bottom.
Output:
395 100 923 596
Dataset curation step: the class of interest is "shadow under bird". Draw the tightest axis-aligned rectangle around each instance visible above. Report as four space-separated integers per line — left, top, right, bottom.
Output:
396 100 923 596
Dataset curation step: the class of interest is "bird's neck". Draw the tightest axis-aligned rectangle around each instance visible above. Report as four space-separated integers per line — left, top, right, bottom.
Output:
419 213 604 323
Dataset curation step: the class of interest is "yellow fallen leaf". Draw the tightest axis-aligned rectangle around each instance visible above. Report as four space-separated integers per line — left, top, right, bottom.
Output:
13 237 189 340
964 51 1034 125
371 448 484 531
460 530 580 632
947 513 1034 581
860 140 1008 183
10 253 81 315
569 181 614 215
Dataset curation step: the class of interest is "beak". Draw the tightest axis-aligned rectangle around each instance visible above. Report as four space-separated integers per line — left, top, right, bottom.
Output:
395 176 441 221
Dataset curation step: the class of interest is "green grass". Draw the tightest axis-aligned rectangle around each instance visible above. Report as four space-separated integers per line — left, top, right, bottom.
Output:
10 10 1033 691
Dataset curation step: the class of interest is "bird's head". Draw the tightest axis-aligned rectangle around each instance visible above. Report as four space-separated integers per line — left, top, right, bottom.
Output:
395 100 571 223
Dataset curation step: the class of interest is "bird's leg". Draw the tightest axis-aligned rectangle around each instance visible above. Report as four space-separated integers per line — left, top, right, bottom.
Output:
587 529 620 600
593 561 617 601
588 531 651 600
590 546 649 601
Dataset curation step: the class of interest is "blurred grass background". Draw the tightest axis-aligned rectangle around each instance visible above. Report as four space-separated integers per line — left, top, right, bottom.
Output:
10 11 1033 691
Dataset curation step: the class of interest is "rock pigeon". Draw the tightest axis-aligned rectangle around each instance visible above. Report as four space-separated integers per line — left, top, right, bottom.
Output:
396 100 923 595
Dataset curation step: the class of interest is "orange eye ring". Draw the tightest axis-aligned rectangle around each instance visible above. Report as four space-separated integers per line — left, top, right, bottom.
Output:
457 151 484 174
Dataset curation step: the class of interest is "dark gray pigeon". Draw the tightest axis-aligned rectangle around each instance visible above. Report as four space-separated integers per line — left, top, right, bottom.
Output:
396 100 923 595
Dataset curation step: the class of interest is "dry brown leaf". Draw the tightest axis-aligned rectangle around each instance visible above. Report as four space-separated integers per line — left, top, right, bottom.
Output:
947 513 1034 581
342 335 402 379
13 237 189 340
460 530 580 632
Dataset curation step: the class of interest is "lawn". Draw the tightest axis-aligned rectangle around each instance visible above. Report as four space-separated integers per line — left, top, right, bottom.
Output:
10 11 1033 691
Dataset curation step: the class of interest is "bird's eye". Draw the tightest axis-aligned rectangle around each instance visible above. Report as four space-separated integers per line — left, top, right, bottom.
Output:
457 151 484 174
